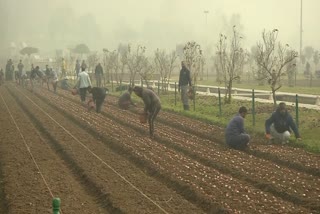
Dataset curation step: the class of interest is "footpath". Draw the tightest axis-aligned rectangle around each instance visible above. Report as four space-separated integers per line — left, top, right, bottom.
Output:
158 82 320 111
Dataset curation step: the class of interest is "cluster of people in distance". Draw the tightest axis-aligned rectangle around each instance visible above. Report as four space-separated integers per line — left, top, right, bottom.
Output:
74 65 161 138
75 59 302 145
1 57 302 144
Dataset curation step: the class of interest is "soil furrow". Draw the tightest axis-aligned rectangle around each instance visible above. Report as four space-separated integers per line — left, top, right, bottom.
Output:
27 86 313 213
8 85 206 214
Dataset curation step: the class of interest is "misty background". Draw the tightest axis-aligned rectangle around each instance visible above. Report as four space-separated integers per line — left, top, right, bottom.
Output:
1 0 319 54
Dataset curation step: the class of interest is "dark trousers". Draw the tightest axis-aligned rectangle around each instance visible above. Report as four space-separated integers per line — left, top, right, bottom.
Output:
79 87 88 102
148 104 161 137
94 94 106 113
226 133 250 150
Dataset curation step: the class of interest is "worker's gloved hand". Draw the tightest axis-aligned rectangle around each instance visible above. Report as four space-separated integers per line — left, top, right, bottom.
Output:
265 133 271 140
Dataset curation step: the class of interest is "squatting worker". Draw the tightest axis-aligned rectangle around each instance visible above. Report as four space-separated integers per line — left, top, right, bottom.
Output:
265 102 301 144
132 86 161 138
225 106 250 150
118 87 136 110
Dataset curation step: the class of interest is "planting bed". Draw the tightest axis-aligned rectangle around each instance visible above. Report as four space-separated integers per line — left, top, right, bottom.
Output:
0 84 319 213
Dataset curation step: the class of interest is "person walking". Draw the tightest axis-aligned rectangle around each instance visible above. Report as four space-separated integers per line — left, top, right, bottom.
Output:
225 106 250 150
265 102 301 144
61 57 67 79
81 60 87 71
133 86 161 138
0 68 4 85
17 60 24 85
75 60 81 77
74 67 92 103
50 68 59 93
95 63 103 87
178 61 192 110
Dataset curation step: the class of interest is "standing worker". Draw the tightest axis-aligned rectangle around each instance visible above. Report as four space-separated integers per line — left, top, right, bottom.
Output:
178 61 192 110
74 67 92 104
95 63 103 87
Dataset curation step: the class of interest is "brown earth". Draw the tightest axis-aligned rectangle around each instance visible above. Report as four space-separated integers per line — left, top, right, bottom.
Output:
0 83 319 214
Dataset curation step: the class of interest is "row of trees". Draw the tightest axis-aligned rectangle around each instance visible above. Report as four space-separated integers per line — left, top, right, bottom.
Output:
13 27 315 107
214 27 298 106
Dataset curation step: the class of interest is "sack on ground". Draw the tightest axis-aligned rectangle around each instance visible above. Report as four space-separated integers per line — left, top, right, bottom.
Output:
139 112 148 124
71 88 78 95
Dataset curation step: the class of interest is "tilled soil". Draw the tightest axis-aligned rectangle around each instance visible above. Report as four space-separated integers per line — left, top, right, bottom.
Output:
0 84 319 214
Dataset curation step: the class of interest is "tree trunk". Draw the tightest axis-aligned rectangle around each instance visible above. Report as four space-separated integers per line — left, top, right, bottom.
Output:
272 87 277 108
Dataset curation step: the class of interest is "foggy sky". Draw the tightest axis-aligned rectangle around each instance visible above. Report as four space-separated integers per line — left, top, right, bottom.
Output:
1 0 319 54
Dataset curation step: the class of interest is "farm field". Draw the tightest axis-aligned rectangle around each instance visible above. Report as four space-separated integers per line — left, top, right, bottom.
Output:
0 84 319 214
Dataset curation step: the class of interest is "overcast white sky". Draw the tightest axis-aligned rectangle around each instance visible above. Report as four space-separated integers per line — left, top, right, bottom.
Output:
1 0 319 52
65 0 320 50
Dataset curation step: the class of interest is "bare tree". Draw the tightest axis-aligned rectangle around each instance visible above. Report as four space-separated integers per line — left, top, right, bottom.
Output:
255 29 298 107
285 57 297 87
139 57 154 88
102 49 115 83
126 44 147 86
216 26 245 104
87 52 99 72
118 46 129 85
183 41 203 86
154 49 178 92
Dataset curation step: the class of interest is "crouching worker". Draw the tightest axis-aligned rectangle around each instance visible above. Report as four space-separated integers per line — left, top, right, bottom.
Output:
265 102 301 144
225 106 250 150
88 86 108 113
118 87 136 109
133 86 161 138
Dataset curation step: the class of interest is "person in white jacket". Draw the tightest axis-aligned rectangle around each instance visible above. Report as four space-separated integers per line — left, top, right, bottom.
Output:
75 67 92 103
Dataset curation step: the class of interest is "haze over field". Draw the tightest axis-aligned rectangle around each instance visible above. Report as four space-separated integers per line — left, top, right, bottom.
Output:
0 0 319 54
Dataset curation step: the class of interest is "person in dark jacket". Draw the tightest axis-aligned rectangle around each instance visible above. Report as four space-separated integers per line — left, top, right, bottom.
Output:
118 87 136 109
178 61 192 110
88 86 108 113
95 63 103 87
30 66 43 91
0 68 4 85
133 86 161 137
265 102 301 144
75 60 81 77
225 106 250 150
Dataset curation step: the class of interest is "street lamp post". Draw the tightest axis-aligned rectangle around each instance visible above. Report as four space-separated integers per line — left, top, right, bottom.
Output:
297 0 303 86
204 10 209 80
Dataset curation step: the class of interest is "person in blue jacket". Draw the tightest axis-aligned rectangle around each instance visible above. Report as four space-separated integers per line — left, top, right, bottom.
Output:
265 102 301 144
225 106 250 150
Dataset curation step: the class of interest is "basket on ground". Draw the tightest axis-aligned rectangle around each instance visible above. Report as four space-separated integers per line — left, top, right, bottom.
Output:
139 112 148 124
71 88 78 95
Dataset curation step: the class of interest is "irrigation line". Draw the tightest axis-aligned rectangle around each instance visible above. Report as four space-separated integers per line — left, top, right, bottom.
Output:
0 91 63 214
15 86 169 214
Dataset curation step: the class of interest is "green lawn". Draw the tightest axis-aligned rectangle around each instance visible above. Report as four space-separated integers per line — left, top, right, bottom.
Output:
110 87 320 153
170 74 320 95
